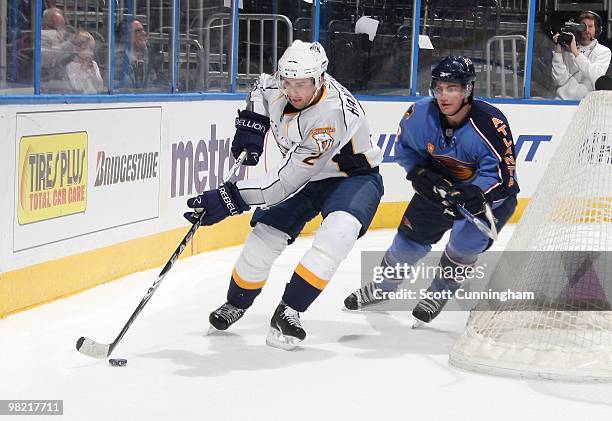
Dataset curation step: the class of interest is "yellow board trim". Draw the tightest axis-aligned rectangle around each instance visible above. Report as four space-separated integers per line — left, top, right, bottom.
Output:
232 268 266 290
0 199 529 318
294 263 329 291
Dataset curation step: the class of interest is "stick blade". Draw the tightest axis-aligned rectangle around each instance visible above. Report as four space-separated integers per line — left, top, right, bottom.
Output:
76 336 112 359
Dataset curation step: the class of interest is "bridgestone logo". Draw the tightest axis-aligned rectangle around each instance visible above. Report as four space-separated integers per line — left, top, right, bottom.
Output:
218 186 238 215
95 151 159 186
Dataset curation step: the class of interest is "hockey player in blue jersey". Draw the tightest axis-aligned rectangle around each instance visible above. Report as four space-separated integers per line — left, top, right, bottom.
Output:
344 56 519 325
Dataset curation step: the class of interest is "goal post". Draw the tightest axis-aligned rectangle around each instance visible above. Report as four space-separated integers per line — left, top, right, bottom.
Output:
449 91 612 382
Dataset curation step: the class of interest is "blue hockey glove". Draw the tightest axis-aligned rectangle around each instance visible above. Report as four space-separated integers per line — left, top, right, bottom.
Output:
184 182 250 226
231 110 270 166
407 166 453 204
445 184 487 216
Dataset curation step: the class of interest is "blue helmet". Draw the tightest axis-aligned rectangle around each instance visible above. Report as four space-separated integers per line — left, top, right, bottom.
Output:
430 56 476 92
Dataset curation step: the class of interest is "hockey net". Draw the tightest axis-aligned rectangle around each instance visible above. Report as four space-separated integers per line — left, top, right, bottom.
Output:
449 91 612 381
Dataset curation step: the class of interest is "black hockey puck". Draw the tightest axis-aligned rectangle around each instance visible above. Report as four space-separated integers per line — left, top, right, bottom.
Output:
109 358 128 367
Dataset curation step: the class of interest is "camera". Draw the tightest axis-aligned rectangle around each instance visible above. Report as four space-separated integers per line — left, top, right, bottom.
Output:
558 21 586 47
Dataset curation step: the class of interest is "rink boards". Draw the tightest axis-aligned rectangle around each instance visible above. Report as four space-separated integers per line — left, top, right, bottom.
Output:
0 99 577 317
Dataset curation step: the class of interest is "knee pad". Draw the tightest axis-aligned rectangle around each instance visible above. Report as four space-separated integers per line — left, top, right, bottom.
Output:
234 223 290 282
300 211 362 281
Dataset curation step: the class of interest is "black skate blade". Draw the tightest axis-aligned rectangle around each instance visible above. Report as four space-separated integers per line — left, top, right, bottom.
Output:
76 336 112 359
265 327 302 351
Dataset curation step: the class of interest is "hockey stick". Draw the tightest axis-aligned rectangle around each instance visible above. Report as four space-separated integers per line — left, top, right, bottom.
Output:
435 187 498 241
455 202 497 241
76 151 248 359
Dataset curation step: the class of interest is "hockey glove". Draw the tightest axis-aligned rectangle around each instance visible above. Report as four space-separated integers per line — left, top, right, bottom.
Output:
183 182 250 226
445 184 487 216
406 166 453 205
231 109 270 166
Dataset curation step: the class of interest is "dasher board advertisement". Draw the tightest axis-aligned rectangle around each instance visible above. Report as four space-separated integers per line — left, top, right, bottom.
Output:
14 107 161 252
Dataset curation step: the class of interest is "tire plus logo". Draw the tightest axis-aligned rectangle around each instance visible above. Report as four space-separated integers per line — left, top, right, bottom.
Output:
94 150 159 186
18 132 88 225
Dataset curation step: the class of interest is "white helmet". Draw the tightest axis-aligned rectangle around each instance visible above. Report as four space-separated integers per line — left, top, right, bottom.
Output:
277 40 328 88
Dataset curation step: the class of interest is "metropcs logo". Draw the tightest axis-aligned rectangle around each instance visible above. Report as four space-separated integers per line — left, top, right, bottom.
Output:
376 133 553 163
171 124 247 198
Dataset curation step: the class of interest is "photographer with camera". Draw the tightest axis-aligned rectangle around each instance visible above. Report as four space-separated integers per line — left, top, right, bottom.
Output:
552 11 611 100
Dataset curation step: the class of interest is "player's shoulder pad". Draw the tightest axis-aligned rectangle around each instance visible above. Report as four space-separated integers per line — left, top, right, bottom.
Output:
399 97 436 127
469 99 512 144
312 90 361 134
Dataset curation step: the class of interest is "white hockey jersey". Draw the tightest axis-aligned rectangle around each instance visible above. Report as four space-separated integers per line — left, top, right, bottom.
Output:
236 73 382 207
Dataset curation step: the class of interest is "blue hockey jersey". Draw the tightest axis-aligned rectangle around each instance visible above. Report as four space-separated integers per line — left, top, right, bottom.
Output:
395 97 519 202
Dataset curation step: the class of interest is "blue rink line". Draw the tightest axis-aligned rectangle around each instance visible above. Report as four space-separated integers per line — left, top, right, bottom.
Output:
0 93 580 106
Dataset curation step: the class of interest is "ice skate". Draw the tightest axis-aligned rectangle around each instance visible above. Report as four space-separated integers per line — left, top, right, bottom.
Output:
266 302 306 350
343 281 392 310
208 302 246 334
411 289 448 328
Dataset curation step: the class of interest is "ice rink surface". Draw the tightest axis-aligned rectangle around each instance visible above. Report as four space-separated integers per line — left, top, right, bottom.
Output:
2 227 612 420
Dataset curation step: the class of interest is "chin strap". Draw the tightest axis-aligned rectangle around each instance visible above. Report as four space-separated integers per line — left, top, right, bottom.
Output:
304 84 324 108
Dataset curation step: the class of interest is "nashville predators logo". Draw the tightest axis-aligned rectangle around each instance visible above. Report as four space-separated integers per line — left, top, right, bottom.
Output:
310 43 322 53
310 127 335 153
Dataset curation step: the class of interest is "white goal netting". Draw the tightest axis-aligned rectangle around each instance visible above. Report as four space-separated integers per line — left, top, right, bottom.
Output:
449 91 612 382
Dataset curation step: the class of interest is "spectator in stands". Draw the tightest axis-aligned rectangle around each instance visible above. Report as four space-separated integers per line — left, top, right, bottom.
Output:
66 30 103 94
552 10 611 100
115 19 167 90
41 7 73 90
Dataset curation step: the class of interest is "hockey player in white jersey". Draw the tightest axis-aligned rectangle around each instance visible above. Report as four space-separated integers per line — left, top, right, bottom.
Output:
184 40 383 349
